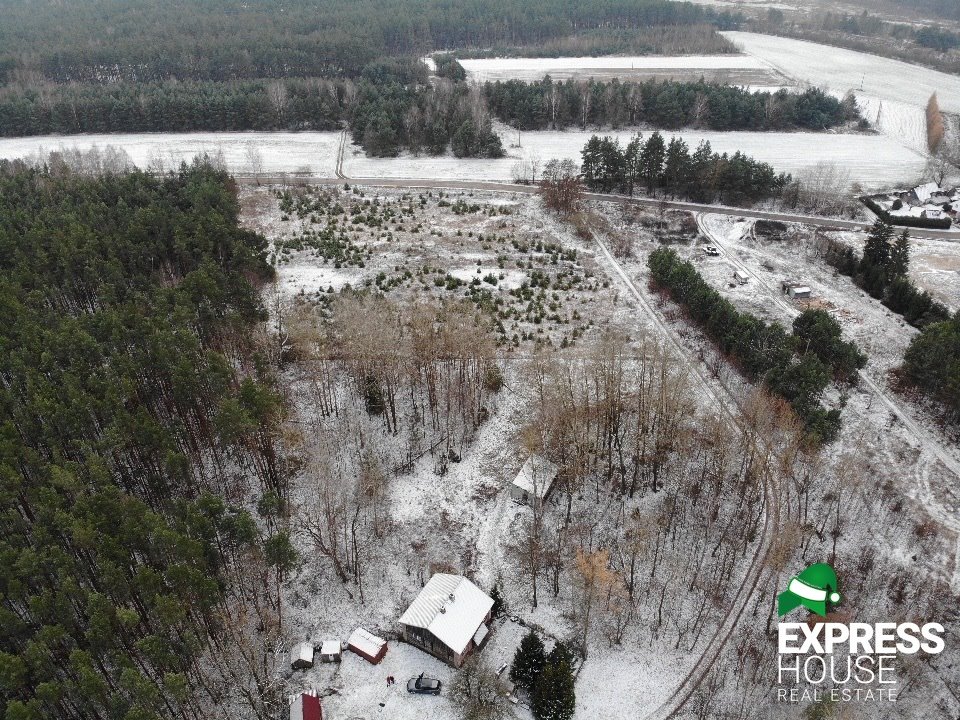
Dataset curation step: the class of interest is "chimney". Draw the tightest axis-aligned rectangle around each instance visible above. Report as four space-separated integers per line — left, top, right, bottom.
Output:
448 592 455 602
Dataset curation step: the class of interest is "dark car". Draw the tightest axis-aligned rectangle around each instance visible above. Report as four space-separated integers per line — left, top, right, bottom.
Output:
407 673 442 695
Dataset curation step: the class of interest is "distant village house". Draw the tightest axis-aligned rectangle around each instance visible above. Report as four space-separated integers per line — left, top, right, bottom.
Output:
398 573 494 667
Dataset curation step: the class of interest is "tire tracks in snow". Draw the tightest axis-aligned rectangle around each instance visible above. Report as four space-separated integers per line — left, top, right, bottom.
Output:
696 212 960 589
593 233 780 720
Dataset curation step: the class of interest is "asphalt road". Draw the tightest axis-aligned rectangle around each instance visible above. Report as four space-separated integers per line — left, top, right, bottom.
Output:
237 174 960 241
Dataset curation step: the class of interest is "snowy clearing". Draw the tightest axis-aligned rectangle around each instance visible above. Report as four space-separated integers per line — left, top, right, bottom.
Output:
0 131 342 175
458 54 787 85
345 129 926 190
724 31 960 113
0 125 930 193
855 95 930 155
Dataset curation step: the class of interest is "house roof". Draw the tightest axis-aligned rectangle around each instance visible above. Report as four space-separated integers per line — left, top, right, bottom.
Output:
473 623 489 646
290 692 322 720
914 182 940 203
291 642 314 664
347 628 386 657
398 574 494 655
320 640 341 655
511 455 559 499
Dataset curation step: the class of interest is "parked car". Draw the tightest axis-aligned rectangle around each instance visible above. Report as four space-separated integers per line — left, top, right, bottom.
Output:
704 245 721 256
407 673 442 695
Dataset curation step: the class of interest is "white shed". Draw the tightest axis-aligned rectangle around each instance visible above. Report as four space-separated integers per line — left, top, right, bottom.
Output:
318 640 342 663
733 270 749 285
290 642 315 670
510 455 559 505
788 285 812 300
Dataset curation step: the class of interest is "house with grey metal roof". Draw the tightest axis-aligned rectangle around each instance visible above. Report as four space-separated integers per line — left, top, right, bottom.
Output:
398 574 494 667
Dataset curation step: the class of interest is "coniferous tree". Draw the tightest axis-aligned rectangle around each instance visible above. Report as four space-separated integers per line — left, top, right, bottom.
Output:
889 229 911 279
510 631 546 690
639 130 666 192
531 643 576 720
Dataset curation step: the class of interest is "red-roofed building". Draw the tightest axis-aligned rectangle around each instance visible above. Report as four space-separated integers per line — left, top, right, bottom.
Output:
290 691 322 720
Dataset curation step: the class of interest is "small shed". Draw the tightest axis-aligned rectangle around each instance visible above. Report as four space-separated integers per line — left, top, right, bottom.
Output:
781 280 812 300
510 455 559 505
733 270 749 285
290 691 322 720
318 640 342 663
290 642 315 670
347 627 387 664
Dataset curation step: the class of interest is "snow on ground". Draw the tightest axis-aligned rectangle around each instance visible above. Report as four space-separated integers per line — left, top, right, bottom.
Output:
344 130 926 190
828 230 960 313
855 95 930 154
724 31 960 114
303 642 457 720
575 643 687 718
0 131 342 175
458 54 786 84
691 214 960 563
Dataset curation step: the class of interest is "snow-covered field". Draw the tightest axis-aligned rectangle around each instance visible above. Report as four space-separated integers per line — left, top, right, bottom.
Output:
855 96 929 154
458 54 786 85
725 31 960 113
345 130 926 190
0 131 342 175
0 127 924 190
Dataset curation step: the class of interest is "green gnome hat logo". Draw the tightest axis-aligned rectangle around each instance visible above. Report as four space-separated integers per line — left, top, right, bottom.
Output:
778 563 841 618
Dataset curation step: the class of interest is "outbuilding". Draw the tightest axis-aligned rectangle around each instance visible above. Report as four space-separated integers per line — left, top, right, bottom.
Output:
290 642 315 670
509 455 559 505
347 627 387 664
318 640 342 663
398 573 494 668
781 280 812 300
733 270 749 285
289 691 322 720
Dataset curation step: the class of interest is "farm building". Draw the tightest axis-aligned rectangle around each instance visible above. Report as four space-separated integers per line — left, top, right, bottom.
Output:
398 573 494 668
290 642 315 670
781 280 812 300
347 627 387 664
289 691 322 720
318 640 342 663
510 454 559 505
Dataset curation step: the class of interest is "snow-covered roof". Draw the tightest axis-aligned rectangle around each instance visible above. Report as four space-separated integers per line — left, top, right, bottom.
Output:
791 286 812 294
914 182 940 203
473 623 489 646
511 455 559 499
398 574 493 655
289 692 321 720
320 640 341 655
291 642 314 664
348 628 386 656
